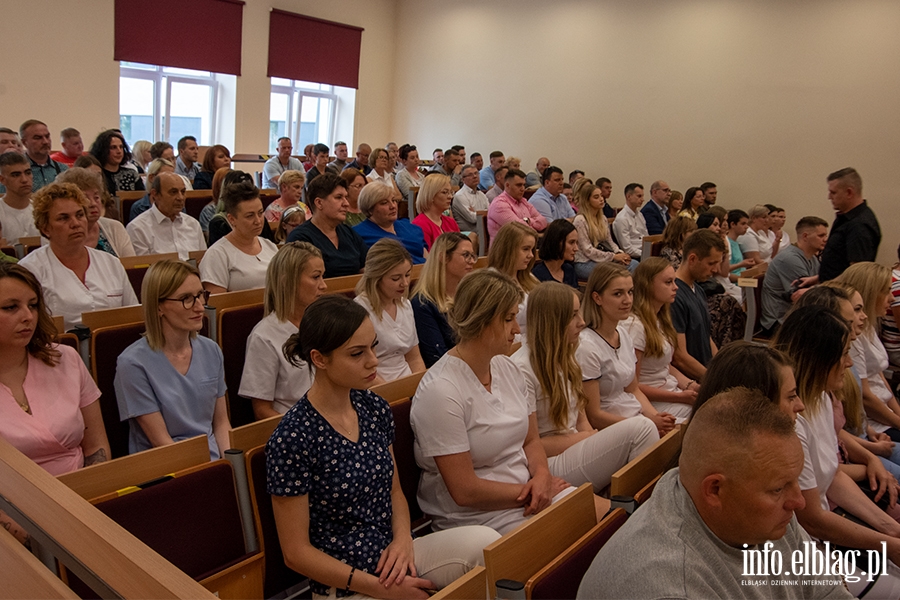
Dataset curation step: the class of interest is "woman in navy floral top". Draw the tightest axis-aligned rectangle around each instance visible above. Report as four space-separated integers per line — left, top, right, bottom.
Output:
267 295 497 599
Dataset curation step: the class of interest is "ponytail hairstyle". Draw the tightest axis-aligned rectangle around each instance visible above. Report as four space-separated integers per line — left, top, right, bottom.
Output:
526 282 586 431
283 295 369 369
488 222 539 293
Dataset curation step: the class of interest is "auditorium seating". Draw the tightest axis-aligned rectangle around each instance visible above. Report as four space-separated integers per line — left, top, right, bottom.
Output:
641 234 664 261
431 566 487 600
116 190 146 226
610 424 683 512
738 262 768 341
20 235 42 256
184 190 213 220
120 252 179 297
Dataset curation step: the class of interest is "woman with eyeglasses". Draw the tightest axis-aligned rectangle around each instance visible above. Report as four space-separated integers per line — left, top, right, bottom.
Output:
412 232 476 367
115 260 231 459
411 174 460 250
340 168 367 227
353 182 427 264
367 148 403 204
275 205 305 244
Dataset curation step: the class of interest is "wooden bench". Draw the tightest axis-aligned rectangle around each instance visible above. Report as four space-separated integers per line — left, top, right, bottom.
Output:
738 262 768 341
121 252 180 297
610 424 683 511
228 415 282 453
483 483 596 598
19 235 41 257
0 526 79 599
431 566 487 600
640 234 664 261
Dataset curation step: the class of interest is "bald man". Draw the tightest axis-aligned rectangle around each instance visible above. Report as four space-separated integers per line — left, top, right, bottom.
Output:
526 157 550 188
578 388 852 599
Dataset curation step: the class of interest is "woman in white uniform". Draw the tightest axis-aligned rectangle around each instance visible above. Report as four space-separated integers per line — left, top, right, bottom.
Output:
239 242 327 420
487 222 539 339
354 239 425 383
625 258 700 421
411 269 568 535
575 262 674 437
20 183 138 330
200 180 279 294
511 282 657 494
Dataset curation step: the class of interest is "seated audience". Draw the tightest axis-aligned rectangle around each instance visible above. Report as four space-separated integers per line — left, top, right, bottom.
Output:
305 143 338 181
526 157 550 189
505 156 521 171
129 158 177 222
0 263 110 474
773 305 900 596
677 186 705 220
268 294 497 597
666 189 683 222
354 182 426 264
199 166 230 234
208 171 276 247
115 260 230 459
836 263 900 442
611 183 648 260
699 208 742 303
412 269 567 534
512 282 657 493
90 129 144 194
572 181 633 279
366 147 403 202
429 148 462 187
340 168 366 227
487 168 547 241
55 168 134 257
625 258 700 421
883 245 900 366
264 169 307 228
411 232 474 367
578 388 852 600
529 166 575 222
49 127 84 168
343 143 372 175
240 242 326 420
767 204 790 258
760 216 828 336
737 204 773 263
193 144 231 190
130 140 151 174
127 172 207 260
533 219 578 288
595 177 618 219
354 239 425 382
640 180 671 235
489 222 539 338
21 183 137 329
452 164 490 232
395 144 425 200
20 120 68 191
174 136 201 184
576 262 674 436
0 151 40 242
412 174 460 249
327 141 348 172
484 165 508 202
301 144 315 171
724 208 756 275
671 229 726 379
287 173 368 278
479 150 505 191
263 137 303 189
200 181 278 293
659 215 698 270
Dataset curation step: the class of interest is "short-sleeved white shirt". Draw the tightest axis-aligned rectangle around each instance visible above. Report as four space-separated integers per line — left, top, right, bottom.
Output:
853 329 894 434
575 325 643 418
0 199 39 243
737 228 773 263
238 313 312 414
20 246 139 329
199 236 278 292
126 204 207 260
510 344 578 438
622 315 693 419
354 295 419 382
411 353 532 533
795 394 839 511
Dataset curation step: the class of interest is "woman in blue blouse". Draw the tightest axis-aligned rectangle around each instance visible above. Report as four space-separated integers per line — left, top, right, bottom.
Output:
353 181 427 264
267 295 497 599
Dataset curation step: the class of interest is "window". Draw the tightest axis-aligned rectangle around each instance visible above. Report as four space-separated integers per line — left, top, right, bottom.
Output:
119 62 220 148
269 79 338 153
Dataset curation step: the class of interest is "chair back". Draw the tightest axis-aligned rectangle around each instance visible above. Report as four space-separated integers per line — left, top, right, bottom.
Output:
218 304 265 427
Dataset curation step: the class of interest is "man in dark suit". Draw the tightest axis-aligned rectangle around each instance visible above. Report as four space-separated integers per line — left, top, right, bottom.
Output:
641 179 671 235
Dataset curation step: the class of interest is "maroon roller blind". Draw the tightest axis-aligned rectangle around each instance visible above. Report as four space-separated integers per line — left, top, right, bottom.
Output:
115 0 245 75
267 10 364 88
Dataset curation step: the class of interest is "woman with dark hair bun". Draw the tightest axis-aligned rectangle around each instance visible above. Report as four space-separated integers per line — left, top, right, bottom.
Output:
267 294 497 598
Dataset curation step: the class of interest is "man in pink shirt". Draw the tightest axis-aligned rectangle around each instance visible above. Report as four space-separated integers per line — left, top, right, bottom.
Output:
487 168 547 243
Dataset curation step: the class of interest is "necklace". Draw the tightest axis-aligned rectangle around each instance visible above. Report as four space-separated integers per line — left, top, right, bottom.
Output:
454 347 491 387
312 397 356 436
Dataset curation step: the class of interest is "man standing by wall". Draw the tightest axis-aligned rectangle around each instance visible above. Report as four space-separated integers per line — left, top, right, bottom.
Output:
819 167 881 282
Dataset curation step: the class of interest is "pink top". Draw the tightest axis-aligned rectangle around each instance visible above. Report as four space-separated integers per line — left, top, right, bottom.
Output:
412 213 460 249
487 191 547 242
0 345 101 476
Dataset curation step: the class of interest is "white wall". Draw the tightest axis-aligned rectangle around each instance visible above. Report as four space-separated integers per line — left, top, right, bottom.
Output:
392 0 900 264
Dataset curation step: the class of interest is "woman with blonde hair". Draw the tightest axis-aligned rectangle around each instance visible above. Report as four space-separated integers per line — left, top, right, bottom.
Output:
355 239 425 382
412 269 569 534
411 173 460 249
625 258 700 421
572 182 632 280
130 140 152 173
511 282 657 492
411 232 475 367
354 182 427 263
488 222 539 337
265 169 308 229
240 242 327 420
366 147 403 203
576 262 675 436
115 260 231 459
505 156 521 171
659 216 698 270
737 204 773 264
835 262 900 441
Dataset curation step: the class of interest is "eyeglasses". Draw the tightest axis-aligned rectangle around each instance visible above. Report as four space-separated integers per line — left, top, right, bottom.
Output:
161 290 210 309
457 251 477 262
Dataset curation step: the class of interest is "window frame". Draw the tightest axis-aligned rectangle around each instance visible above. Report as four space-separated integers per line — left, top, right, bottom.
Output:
269 79 338 153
